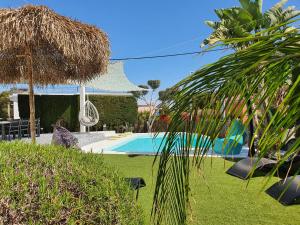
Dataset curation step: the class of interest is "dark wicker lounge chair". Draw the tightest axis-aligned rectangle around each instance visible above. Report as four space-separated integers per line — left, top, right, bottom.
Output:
226 138 299 180
266 175 300 205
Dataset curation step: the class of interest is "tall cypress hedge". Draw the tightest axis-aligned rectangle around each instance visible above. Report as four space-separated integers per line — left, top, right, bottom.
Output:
18 94 137 133
89 95 138 131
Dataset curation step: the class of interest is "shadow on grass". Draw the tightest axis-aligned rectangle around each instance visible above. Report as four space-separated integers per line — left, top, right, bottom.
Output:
128 154 154 158
222 157 244 162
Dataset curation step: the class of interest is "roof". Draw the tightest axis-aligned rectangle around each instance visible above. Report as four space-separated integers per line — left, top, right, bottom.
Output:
0 62 141 96
83 61 146 92
0 5 110 84
0 84 131 96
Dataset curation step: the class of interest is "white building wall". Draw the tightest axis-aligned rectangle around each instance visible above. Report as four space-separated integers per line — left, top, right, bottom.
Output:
9 94 20 119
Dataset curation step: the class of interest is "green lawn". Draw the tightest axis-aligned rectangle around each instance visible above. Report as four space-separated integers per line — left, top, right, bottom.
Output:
103 155 300 225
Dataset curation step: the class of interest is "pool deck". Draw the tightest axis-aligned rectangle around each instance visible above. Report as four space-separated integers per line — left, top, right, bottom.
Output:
22 132 249 158
22 131 117 148
82 133 157 154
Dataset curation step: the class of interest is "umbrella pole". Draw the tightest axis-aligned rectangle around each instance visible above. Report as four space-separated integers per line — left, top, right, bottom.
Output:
25 46 36 143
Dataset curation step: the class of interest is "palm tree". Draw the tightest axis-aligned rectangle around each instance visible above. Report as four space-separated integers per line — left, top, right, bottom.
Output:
202 0 300 156
152 25 300 225
151 2 300 224
203 0 300 47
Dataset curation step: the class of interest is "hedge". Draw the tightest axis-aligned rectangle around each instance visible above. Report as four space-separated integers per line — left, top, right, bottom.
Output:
18 95 79 133
0 142 144 224
18 95 137 133
89 95 137 131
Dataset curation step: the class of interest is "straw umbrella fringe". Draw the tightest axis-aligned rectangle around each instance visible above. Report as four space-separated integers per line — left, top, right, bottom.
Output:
0 5 110 142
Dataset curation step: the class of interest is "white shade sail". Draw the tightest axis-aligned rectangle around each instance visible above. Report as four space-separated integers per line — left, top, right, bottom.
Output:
84 61 146 92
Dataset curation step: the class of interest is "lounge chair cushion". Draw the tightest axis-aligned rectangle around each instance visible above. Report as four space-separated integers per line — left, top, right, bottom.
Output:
213 135 244 155
228 119 245 136
213 119 245 155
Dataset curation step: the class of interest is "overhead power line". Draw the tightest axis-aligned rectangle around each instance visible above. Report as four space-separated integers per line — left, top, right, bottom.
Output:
122 15 293 58
110 13 299 61
110 48 230 61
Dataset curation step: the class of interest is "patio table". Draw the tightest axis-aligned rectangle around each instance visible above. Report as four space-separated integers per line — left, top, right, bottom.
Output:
0 121 10 140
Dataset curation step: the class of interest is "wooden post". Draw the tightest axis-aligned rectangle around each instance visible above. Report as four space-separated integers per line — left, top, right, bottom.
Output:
79 85 86 133
25 46 36 143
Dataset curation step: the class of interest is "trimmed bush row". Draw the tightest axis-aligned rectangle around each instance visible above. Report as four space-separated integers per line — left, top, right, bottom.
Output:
0 142 144 224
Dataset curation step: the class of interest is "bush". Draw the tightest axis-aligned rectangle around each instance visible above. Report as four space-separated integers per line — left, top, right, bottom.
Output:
0 142 144 224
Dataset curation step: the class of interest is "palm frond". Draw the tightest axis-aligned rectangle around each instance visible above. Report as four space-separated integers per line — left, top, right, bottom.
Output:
152 30 300 225
204 20 221 29
264 0 300 27
239 0 263 21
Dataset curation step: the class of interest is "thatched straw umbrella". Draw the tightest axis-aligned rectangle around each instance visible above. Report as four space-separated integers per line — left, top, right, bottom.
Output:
0 5 110 142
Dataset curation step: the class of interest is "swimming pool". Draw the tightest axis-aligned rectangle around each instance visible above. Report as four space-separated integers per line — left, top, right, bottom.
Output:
104 133 249 157
108 134 211 155
110 135 165 154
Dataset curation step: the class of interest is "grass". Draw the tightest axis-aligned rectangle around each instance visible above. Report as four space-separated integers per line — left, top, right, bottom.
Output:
103 155 300 225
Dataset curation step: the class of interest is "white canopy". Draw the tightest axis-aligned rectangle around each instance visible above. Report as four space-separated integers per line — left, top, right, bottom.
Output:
84 61 146 92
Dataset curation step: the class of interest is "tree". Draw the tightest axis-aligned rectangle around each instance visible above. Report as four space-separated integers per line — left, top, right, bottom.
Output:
158 87 179 114
202 0 300 156
131 80 161 131
152 27 300 225
158 87 178 103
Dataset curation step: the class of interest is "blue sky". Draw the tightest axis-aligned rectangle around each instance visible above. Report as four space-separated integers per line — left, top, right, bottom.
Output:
1 0 300 93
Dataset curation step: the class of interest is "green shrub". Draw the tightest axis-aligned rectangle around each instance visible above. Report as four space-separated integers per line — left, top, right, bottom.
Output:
89 95 138 130
0 142 144 224
18 95 137 132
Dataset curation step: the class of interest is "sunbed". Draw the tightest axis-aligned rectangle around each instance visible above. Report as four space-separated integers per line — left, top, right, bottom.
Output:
226 138 298 180
266 175 300 205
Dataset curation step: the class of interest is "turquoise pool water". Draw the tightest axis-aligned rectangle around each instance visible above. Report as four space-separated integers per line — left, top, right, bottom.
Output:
111 136 166 153
110 134 212 154
107 134 249 157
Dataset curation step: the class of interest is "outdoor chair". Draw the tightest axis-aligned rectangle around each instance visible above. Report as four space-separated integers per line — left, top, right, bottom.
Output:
26 118 41 137
213 119 245 155
226 138 299 180
20 119 29 137
6 120 21 140
33 118 41 137
37 118 41 136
